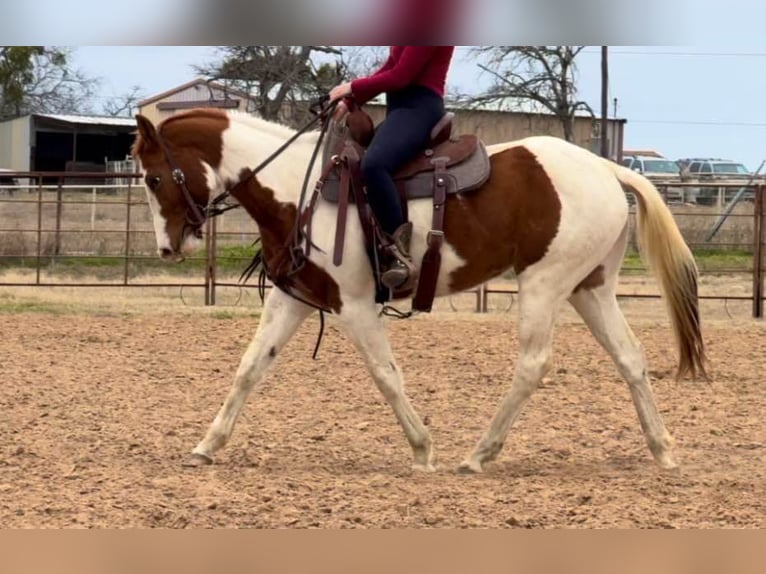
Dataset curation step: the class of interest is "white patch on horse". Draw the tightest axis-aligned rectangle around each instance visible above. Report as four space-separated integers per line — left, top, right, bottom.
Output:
218 112 322 205
137 158 172 255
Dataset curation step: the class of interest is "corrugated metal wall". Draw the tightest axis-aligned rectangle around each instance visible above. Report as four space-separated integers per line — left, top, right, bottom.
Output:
366 104 623 155
0 116 31 171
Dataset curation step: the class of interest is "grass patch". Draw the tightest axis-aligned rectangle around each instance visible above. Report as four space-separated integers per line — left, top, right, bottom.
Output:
0 298 67 314
622 248 752 274
1 241 753 281
0 244 262 279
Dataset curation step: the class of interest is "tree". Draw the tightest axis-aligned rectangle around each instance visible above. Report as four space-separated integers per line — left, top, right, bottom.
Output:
103 85 145 118
195 46 344 127
338 46 388 80
471 46 593 142
0 46 97 120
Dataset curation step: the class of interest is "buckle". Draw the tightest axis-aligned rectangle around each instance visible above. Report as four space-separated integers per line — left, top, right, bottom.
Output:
426 230 444 246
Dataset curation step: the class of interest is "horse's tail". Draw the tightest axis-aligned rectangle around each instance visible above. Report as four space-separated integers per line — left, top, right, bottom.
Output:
606 161 708 381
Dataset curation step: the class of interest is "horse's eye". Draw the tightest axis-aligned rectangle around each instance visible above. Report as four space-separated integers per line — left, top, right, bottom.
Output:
145 176 161 191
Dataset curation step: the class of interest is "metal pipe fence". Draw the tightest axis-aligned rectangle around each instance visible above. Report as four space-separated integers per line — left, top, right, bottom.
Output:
0 173 763 317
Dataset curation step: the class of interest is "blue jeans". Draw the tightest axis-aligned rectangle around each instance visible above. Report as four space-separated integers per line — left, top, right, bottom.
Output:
361 85 445 235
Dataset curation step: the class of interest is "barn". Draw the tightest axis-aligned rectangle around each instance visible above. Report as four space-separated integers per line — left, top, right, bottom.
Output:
0 113 136 173
364 97 627 161
136 78 259 126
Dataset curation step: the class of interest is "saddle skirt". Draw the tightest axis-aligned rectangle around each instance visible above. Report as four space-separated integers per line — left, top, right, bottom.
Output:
318 111 491 203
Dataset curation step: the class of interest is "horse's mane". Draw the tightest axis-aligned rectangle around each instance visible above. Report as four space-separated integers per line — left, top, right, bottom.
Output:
132 108 318 160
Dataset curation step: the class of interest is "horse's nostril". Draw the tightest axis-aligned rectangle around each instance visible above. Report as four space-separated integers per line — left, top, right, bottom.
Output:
160 248 173 258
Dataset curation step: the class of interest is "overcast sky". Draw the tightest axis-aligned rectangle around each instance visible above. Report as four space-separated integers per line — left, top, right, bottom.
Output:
72 45 766 172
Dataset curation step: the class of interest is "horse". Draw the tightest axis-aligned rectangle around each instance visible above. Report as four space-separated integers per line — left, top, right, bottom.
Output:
131 107 706 474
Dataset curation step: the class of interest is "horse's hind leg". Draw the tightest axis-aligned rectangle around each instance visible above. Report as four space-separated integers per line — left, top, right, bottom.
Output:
184 288 314 467
569 284 678 470
460 286 560 474
337 299 434 472
568 224 677 469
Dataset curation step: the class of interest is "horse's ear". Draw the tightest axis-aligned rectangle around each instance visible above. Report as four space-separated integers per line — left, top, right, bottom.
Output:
135 114 158 147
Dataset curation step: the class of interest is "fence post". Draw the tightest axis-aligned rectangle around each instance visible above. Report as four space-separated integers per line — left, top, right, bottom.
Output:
36 176 43 285
204 215 217 306
54 178 63 257
474 284 488 313
124 180 133 286
91 187 97 231
754 185 764 319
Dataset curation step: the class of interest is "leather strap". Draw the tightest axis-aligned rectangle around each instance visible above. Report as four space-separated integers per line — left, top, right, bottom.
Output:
333 162 351 266
396 180 409 224
413 158 449 312
344 146 374 254
302 185 321 258
301 154 343 258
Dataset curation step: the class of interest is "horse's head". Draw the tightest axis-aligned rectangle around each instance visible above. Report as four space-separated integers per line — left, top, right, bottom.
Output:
131 112 227 261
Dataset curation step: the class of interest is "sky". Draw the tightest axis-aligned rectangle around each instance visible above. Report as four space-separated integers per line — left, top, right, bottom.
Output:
71 45 766 172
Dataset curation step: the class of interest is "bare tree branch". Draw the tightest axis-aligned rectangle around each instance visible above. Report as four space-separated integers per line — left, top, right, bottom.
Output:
103 85 145 117
471 46 592 142
195 45 348 127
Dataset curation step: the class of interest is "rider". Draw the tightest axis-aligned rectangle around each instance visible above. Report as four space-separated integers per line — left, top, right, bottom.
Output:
329 46 456 291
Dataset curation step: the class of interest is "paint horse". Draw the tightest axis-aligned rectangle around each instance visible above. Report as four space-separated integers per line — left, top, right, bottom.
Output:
131 107 706 473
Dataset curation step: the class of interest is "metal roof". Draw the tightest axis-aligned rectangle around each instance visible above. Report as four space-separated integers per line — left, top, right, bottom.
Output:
35 114 136 127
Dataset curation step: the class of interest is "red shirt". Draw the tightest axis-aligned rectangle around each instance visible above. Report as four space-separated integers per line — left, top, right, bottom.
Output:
350 46 455 105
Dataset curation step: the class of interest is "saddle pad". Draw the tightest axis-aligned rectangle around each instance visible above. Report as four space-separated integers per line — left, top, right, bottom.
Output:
320 141 491 204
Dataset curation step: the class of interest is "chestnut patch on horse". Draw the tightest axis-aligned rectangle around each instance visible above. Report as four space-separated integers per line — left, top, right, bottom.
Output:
228 173 343 314
446 146 562 291
574 265 606 293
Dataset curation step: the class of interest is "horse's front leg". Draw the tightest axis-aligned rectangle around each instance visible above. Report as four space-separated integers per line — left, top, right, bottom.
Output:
337 299 434 472
184 288 314 467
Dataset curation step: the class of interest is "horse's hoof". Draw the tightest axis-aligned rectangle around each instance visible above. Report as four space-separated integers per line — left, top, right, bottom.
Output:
412 462 436 473
457 460 483 475
182 453 213 468
659 462 681 476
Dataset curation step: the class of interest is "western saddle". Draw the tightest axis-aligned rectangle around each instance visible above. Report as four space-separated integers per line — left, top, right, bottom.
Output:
305 105 490 313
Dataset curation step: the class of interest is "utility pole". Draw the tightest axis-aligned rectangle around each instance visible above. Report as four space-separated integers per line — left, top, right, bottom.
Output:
600 46 609 158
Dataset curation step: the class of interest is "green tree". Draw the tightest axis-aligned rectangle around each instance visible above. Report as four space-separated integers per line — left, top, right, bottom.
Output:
0 46 97 120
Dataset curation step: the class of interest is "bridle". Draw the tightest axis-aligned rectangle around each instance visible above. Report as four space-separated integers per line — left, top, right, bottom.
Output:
153 132 207 230
152 97 338 233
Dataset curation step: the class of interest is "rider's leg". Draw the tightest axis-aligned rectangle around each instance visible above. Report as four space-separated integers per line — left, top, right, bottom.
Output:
361 87 444 290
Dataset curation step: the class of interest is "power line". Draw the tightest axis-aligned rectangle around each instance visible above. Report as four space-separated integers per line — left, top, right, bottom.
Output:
582 49 766 57
630 119 766 127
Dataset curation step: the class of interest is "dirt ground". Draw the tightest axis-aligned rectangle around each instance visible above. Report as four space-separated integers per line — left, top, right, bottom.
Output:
0 287 765 529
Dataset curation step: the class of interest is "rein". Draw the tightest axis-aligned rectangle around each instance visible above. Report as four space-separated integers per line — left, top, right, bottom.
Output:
155 98 339 360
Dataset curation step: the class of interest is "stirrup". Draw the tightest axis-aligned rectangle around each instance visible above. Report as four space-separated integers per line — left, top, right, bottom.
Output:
381 258 417 291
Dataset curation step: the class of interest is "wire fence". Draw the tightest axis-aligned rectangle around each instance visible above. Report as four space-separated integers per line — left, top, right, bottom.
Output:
0 173 763 317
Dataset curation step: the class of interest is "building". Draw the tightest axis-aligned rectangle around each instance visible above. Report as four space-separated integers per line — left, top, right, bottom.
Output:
0 113 137 173
136 78 259 126
0 78 627 174
364 97 627 161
